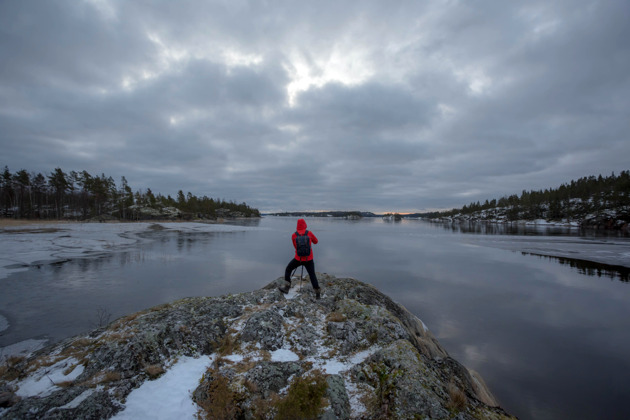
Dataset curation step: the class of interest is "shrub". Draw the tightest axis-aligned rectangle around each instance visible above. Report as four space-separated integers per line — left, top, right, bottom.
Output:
0 356 26 381
274 370 328 420
195 369 243 420
217 333 238 356
447 381 468 412
361 362 402 418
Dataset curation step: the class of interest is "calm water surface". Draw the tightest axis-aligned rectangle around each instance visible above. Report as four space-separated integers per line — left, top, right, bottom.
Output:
1 217 630 420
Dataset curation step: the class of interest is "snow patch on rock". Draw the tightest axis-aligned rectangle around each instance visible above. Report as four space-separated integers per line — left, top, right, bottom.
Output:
16 357 84 398
112 356 214 420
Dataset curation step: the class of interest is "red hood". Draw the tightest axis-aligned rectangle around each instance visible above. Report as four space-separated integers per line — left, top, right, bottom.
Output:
296 218 307 234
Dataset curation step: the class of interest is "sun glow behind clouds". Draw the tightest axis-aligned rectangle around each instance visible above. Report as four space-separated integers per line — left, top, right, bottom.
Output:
284 46 374 106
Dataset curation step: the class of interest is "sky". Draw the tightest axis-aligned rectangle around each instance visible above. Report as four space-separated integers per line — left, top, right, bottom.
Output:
1 0 629 213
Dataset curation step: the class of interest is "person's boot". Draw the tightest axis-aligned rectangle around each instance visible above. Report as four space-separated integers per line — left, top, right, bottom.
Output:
314 288 321 300
278 281 291 294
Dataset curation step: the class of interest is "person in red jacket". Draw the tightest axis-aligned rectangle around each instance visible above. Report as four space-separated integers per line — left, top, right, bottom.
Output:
279 218 320 299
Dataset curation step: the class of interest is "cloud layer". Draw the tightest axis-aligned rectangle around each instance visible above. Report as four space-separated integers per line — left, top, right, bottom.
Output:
1 0 629 212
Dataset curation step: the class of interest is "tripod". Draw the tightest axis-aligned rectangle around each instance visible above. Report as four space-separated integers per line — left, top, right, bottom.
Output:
290 265 305 291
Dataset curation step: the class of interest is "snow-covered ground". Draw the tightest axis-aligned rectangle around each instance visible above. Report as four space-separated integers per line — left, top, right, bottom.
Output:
112 356 215 420
108 343 377 420
523 219 581 227
15 357 85 398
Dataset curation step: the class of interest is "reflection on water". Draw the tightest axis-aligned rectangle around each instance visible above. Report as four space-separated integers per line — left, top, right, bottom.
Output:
523 252 630 282
1 217 630 420
433 220 629 237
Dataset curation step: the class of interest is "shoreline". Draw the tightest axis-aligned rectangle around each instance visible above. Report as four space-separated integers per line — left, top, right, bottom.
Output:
0 217 259 229
0 219 75 228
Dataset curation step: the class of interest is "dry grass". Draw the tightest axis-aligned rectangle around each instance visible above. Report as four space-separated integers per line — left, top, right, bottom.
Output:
325 348 338 359
447 381 468 412
194 368 329 420
274 369 328 420
144 364 165 379
60 338 94 358
326 311 346 322
99 331 134 343
217 334 238 356
71 338 94 347
56 380 75 388
0 356 26 381
260 350 271 362
121 311 144 323
24 355 61 375
250 392 281 420
243 378 259 393
77 370 122 388
62 364 79 376
242 302 272 315
196 370 243 420
96 371 121 385
150 303 172 312
361 362 402 419
234 359 258 374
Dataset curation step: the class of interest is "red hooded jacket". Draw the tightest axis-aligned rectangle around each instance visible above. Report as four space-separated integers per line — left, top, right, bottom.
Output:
292 218 318 261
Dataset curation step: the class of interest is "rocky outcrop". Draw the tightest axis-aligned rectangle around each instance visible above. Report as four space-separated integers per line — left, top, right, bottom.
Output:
580 212 630 232
215 208 248 219
126 205 182 220
0 275 516 419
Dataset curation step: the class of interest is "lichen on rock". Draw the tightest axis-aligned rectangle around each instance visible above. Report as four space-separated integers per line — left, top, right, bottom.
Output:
0 274 516 419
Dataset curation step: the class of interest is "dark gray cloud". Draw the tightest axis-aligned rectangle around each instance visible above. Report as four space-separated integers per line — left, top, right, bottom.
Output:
1 0 629 212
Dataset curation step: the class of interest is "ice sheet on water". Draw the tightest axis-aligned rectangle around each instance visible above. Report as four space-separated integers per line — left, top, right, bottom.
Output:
0 339 47 359
0 222 261 280
158 222 259 233
469 234 630 268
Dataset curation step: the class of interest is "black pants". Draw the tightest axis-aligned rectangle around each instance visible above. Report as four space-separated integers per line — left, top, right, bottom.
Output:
285 259 319 289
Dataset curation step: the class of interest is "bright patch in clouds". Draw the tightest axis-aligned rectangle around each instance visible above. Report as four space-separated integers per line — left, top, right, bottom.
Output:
222 50 263 68
285 46 373 106
455 67 492 96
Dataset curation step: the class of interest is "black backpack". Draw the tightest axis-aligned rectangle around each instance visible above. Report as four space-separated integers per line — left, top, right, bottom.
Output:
295 230 311 257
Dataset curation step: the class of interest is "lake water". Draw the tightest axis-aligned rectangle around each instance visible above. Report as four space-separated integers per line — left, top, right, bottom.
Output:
1 217 630 419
